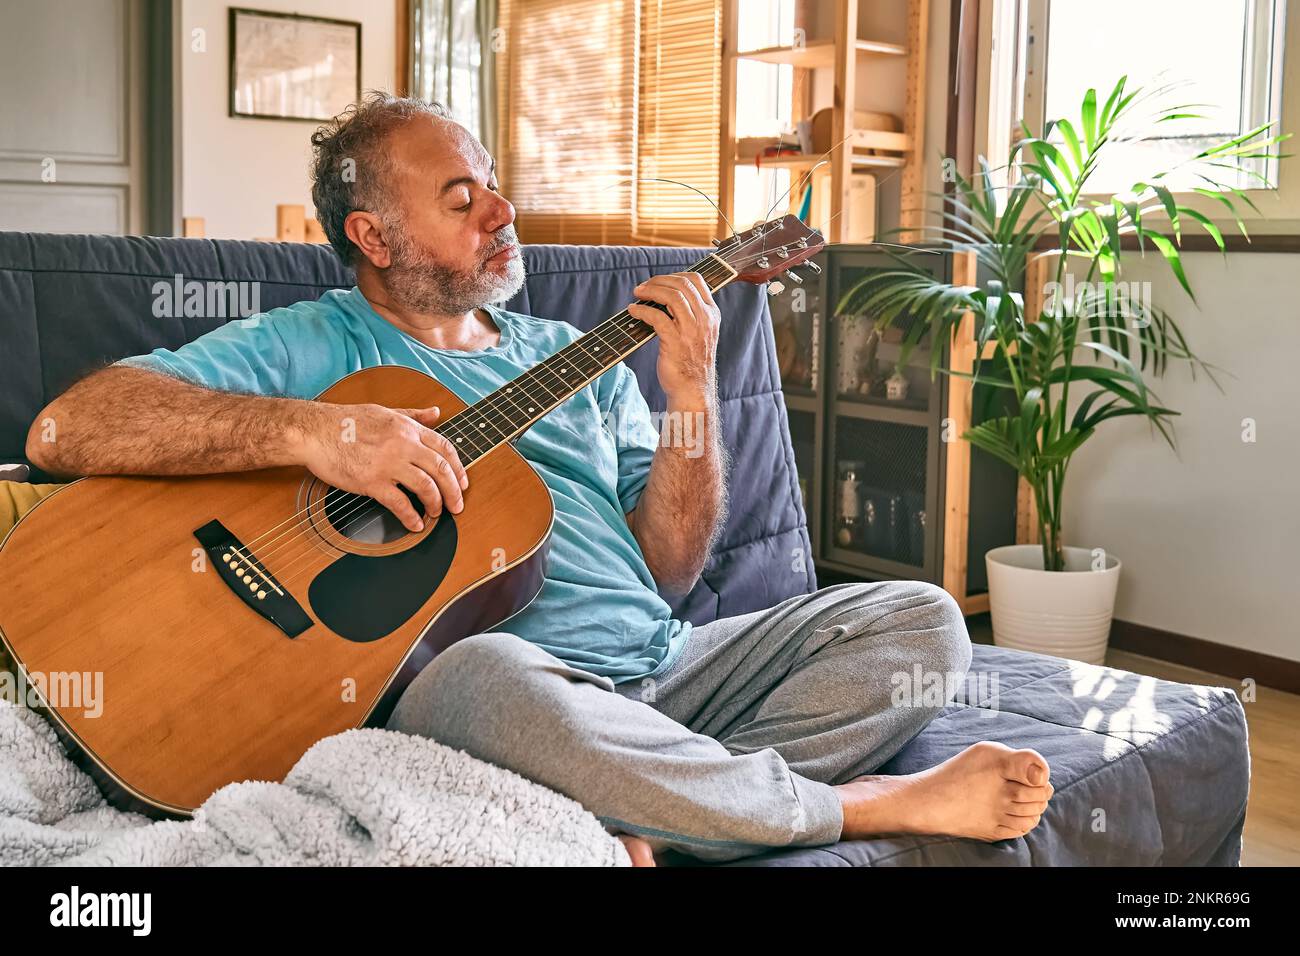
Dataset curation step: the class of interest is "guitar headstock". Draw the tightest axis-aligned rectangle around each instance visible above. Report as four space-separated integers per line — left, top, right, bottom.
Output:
713 215 825 291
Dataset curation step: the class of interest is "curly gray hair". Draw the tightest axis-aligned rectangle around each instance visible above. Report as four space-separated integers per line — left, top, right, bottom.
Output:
309 92 452 266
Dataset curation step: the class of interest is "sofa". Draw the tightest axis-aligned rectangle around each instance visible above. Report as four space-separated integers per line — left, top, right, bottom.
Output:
0 232 1251 865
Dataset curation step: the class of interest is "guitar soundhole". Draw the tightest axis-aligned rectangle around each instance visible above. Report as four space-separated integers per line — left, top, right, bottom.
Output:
322 487 425 545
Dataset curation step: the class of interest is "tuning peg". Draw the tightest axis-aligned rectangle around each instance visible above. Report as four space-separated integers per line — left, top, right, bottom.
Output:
785 270 803 285
803 260 822 275
711 237 722 247
766 280 785 296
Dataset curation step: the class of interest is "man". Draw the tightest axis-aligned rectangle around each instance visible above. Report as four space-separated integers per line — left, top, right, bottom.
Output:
27 95 1052 866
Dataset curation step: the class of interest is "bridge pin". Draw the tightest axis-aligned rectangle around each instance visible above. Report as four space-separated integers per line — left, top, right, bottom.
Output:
257 591 267 600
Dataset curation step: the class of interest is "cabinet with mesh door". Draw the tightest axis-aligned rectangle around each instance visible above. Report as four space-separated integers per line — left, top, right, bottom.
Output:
772 244 1020 612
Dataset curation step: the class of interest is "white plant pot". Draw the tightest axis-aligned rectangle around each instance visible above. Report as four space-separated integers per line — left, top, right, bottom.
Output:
985 544 1122 666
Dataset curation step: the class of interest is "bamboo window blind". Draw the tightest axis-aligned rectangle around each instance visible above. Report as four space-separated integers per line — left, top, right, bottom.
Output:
496 0 722 245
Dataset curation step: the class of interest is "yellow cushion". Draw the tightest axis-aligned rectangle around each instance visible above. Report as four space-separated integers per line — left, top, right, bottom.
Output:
0 481 63 680
0 480 63 540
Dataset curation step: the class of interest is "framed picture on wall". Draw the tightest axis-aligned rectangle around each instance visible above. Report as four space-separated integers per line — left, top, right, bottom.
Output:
229 8 361 121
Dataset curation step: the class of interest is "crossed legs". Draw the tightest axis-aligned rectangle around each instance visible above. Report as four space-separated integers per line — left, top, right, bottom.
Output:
388 582 1052 863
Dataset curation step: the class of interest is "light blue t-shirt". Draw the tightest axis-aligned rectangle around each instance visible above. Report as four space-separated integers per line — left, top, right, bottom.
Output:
117 287 690 683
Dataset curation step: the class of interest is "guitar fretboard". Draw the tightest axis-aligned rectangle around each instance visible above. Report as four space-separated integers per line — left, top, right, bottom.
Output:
434 251 737 463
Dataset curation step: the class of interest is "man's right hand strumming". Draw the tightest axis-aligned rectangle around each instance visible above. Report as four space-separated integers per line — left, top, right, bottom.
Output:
295 402 468 533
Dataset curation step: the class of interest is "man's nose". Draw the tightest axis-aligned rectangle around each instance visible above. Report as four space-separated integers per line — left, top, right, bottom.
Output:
484 191 515 232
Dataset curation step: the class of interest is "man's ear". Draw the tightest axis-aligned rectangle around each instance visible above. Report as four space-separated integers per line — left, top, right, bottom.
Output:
344 210 393 269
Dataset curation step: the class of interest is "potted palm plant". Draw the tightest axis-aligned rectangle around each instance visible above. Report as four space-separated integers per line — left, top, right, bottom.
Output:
835 77 1286 665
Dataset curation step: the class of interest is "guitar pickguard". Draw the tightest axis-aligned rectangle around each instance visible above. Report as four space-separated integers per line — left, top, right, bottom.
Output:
307 510 459 642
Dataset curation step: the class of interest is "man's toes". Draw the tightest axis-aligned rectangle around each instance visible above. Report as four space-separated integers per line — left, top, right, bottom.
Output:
997 812 1043 837
617 835 657 867
1007 782 1052 804
1005 748 1050 787
1009 812 1043 833
990 823 1025 841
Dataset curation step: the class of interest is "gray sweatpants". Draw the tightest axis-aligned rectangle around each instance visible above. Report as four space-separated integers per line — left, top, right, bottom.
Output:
387 581 972 862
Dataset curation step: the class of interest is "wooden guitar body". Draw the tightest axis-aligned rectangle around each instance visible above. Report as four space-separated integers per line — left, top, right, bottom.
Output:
0 366 554 818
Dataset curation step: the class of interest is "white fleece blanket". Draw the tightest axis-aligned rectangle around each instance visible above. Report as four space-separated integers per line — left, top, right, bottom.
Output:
0 701 628 867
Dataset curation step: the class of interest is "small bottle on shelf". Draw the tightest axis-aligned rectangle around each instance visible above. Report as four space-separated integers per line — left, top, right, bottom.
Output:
835 460 864 548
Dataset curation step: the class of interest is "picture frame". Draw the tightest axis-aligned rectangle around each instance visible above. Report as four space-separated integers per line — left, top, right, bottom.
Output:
228 8 362 122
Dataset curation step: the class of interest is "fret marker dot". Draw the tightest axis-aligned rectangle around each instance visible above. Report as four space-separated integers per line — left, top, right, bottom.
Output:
479 422 486 428
456 437 463 443
528 406 535 413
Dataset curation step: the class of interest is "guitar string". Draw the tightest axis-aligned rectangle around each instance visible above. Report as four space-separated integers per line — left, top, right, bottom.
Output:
237 234 805 585
231 234 794 582
235 299 665 579
240 253 741 574
268 246 791 590
231 236 779 560
228 232 803 584
265 256 747 587
231 233 757 559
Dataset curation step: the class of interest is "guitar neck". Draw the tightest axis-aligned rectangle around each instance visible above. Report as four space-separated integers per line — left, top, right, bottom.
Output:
434 251 739 464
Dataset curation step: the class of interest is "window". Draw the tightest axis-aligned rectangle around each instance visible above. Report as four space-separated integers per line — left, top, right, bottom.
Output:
732 0 797 231
411 0 492 149
1020 0 1286 194
735 0 794 138
497 0 723 245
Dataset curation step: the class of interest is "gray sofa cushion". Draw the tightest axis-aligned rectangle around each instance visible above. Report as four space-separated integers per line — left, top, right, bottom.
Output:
718 644 1248 866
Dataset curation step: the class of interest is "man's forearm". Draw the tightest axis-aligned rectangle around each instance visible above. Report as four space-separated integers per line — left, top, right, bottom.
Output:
630 393 728 594
25 366 315 477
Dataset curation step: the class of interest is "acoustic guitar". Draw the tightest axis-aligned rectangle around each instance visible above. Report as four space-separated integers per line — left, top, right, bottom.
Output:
0 215 824 818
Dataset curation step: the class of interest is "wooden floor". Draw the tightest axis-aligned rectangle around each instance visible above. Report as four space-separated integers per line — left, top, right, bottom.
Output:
966 617 1299 866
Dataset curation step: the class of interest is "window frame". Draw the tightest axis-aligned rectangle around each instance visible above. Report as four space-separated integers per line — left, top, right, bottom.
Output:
978 0 1298 235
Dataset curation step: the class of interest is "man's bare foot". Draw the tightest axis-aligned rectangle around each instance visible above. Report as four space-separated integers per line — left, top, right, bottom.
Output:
617 834 657 867
836 741 1054 843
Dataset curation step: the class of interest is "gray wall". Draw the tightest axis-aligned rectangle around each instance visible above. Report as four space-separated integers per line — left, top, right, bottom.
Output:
1061 251 1300 663
179 0 396 239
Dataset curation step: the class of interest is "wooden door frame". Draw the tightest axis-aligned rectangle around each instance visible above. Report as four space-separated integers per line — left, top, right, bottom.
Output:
144 0 180 237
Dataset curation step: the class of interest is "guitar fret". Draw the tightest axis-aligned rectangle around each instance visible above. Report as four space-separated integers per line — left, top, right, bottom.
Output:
492 381 531 421
436 254 742 464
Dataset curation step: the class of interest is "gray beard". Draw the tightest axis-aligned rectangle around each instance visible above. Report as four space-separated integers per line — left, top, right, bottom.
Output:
383 223 525 315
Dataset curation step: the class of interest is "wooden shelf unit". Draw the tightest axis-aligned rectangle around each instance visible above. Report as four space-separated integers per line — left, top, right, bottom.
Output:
734 153 908 170
735 37 906 68
735 132 910 168
717 0 929 244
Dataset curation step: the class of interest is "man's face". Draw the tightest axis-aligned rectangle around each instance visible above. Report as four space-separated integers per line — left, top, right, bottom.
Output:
378 117 524 315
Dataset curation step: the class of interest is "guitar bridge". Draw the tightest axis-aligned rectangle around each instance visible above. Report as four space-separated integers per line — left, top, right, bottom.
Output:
194 520 313 637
